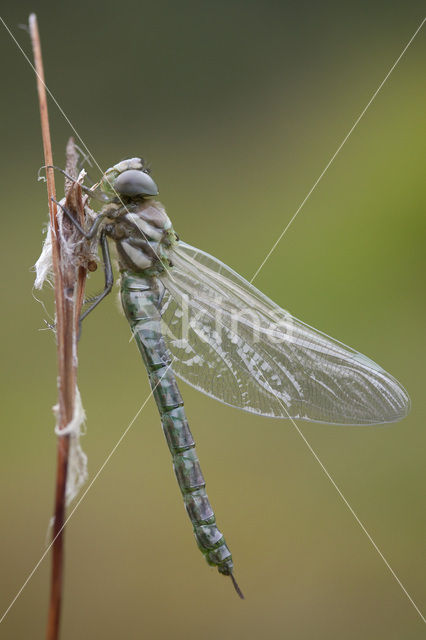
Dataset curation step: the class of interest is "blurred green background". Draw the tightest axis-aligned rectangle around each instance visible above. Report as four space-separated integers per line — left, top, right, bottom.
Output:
0 2 425 638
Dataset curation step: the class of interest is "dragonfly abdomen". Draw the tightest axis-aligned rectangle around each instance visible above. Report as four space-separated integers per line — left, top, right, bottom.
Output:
120 272 235 580
158 388 234 574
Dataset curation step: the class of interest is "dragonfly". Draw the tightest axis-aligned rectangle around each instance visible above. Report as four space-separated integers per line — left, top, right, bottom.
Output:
58 157 410 598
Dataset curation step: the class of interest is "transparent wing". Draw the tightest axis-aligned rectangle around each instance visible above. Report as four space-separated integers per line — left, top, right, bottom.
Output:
158 241 410 424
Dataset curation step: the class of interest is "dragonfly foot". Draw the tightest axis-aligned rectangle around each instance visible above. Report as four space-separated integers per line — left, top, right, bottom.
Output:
44 319 56 332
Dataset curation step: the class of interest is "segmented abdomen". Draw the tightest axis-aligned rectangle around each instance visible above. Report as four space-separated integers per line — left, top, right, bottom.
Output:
120 271 234 576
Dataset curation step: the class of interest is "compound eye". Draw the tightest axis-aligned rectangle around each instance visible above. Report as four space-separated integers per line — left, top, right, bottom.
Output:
113 169 158 197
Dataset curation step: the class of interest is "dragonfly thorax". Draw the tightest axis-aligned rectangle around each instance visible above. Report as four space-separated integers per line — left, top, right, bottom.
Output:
106 200 176 276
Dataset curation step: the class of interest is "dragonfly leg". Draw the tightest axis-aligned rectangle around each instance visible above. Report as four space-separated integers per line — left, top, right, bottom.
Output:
73 145 94 178
80 229 114 324
52 197 107 239
44 165 111 202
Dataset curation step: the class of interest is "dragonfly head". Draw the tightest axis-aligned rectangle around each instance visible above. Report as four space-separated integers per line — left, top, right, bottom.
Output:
98 158 159 201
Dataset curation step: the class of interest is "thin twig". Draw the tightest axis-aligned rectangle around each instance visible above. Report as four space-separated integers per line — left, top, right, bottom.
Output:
29 15 87 640
64 137 89 334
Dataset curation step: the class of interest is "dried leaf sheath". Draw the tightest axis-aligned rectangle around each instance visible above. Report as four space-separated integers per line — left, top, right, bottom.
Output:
35 143 92 504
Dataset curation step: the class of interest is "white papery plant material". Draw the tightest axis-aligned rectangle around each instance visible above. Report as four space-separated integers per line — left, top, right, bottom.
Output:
34 220 54 290
34 192 89 505
35 171 90 289
53 387 88 505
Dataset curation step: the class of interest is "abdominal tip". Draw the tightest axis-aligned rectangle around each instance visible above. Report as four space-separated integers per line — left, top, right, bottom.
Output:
230 572 245 599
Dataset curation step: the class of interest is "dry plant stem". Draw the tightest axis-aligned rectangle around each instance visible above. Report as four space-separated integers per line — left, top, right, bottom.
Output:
29 15 86 640
65 137 88 332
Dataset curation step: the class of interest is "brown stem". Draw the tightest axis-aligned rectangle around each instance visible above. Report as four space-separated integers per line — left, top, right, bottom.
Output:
29 15 87 640
64 138 88 334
